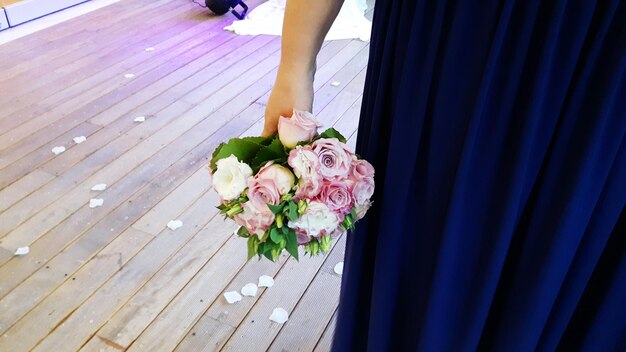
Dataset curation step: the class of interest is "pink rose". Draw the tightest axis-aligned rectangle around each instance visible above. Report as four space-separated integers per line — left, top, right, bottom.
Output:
351 176 375 205
234 198 275 237
319 181 354 214
278 109 320 148
350 159 375 181
312 138 353 179
288 145 321 179
256 163 295 195
294 173 323 200
247 177 281 206
353 200 371 221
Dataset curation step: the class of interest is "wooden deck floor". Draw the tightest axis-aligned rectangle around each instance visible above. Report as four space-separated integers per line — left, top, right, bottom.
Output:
0 0 371 350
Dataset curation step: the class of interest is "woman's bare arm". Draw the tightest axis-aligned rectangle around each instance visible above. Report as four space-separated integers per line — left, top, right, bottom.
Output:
262 0 345 136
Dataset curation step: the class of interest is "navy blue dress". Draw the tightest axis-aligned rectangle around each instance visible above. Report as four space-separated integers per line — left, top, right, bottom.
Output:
331 1 626 351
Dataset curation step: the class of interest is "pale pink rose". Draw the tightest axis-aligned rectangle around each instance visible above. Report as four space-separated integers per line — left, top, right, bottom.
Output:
312 138 352 179
256 163 295 195
234 198 275 237
319 181 354 214
247 177 281 206
294 173 323 200
351 176 375 205
353 200 371 221
278 109 320 148
350 159 375 181
288 145 321 179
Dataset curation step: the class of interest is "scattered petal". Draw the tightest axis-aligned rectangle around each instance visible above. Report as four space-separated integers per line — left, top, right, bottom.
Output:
241 283 258 297
145 47 155 52
334 262 344 275
124 73 135 79
133 116 146 123
91 183 107 191
73 136 87 144
52 146 66 155
167 220 183 230
269 307 289 324
224 291 242 304
330 81 341 87
14 246 29 256
89 198 104 208
258 275 274 288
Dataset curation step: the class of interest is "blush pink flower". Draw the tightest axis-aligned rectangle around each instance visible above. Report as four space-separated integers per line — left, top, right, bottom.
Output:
256 163 295 195
247 177 281 206
319 180 354 214
351 176 375 206
312 138 353 179
288 145 321 179
350 159 375 181
234 198 275 237
353 200 371 221
278 109 320 148
294 173 323 200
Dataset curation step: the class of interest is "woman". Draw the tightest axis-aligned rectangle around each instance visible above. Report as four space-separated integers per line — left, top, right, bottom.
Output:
263 1 626 351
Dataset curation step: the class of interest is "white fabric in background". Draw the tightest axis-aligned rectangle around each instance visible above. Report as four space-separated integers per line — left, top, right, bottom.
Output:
224 0 372 41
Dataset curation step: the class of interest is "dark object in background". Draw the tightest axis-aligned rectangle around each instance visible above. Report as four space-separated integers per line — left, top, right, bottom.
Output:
205 0 248 19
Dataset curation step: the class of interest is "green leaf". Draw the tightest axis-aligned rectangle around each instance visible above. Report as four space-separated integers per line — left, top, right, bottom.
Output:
317 128 347 143
237 226 250 238
209 138 265 172
247 236 260 260
267 202 284 215
319 235 331 253
251 138 287 170
284 228 299 261
260 229 271 242
270 227 282 244
287 201 299 221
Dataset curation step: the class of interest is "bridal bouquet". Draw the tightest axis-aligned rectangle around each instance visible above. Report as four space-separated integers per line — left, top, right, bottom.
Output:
208 110 374 261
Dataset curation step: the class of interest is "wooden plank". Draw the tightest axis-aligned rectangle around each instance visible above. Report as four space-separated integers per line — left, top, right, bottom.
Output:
219 234 344 352
0 98 267 334
172 244 291 352
0 227 154 352
0 0 182 81
0 14 240 152
0 37 282 242
313 309 339 352
0 169 54 213
0 0 184 91
33 191 233 351
268 236 346 352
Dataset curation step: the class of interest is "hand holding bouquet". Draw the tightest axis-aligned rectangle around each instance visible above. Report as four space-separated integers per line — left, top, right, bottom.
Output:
209 110 374 261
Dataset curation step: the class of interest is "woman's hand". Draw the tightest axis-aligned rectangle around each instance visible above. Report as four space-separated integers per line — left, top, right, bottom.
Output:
262 66 315 137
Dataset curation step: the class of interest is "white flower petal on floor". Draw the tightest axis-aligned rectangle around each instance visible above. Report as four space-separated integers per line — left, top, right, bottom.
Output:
124 73 135 78
73 136 87 144
145 47 155 52
331 81 341 87
14 246 29 256
334 262 344 275
269 307 289 324
51 146 66 155
91 183 107 191
133 116 146 122
224 291 242 304
258 275 274 288
241 283 258 297
167 220 183 230
89 198 104 208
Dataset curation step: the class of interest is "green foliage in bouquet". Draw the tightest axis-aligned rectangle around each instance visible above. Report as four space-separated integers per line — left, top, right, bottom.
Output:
211 127 355 263
210 135 288 174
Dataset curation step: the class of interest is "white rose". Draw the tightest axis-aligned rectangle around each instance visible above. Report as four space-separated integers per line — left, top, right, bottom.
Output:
288 201 340 239
256 163 295 195
212 155 253 201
